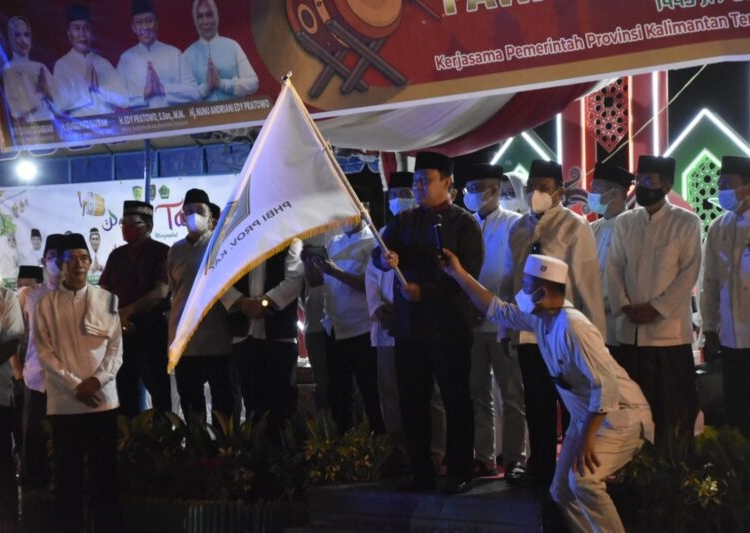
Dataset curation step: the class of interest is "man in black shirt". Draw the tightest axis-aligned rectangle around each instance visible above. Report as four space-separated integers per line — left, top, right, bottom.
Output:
373 151 483 494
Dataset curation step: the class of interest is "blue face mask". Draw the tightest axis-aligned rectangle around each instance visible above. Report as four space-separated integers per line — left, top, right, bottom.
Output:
718 189 740 212
586 192 608 215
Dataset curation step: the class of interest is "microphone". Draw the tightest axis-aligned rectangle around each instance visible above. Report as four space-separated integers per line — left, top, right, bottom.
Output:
433 214 444 259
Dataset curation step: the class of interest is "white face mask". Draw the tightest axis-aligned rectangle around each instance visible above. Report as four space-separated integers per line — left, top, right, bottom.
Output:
586 192 608 215
515 288 537 314
186 213 209 234
389 197 416 215
45 259 60 276
528 190 554 215
500 198 523 213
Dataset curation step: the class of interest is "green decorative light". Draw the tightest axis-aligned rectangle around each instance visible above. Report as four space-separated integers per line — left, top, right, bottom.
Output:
683 148 722 234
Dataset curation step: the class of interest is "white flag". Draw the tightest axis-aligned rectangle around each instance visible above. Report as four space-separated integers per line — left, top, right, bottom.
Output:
168 78 360 371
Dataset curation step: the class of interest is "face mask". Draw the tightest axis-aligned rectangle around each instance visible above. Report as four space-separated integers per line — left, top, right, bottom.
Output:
462 192 480 213
45 259 60 276
718 189 740 212
389 197 415 215
528 190 553 215
121 225 142 243
635 185 666 207
186 213 209 234
586 192 608 215
500 198 523 213
515 288 537 314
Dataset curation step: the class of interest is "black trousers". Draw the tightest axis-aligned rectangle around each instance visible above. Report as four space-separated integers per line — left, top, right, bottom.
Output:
50 410 120 533
174 354 234 422
719 346 750 437
395 334 474 482
325 331 385 435
232 336 299 430
22 387 50 490
0 405 18 527
117 315 171 417
618 343 697 446
517 343 569 484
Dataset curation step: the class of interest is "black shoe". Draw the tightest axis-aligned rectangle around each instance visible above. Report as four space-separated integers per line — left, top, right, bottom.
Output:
398 477 437 492
506 469 549 488
443 477 473 494
473 459 499 478
504 461 526 483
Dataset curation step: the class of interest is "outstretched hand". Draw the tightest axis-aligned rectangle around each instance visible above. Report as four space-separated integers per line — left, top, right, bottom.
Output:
439 248 463 278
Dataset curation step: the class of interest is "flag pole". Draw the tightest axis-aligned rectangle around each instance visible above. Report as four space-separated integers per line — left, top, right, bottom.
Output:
283 74 409 287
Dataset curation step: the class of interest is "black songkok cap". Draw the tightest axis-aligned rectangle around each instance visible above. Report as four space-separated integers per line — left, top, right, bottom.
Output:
18 265 43 282
455 163 504 189
57 233 89 255
415 151 454 175
123 200 153 217
43 234 65 255
90 227 99 234
593 162 634 189
183 188 210 206
132 0 155 17
388 171 413 189
529 160 563 183
31 228 41 238
637 155 675 181
67 4 92 23
720 156 750 178
209 203 221 221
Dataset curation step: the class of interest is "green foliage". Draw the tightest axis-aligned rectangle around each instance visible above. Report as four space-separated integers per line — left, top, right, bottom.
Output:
303 411 393 486
118 409 391 504
614 426 750 532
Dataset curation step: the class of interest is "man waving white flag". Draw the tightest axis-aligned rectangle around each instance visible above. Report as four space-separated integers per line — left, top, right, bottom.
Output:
168 77 361 371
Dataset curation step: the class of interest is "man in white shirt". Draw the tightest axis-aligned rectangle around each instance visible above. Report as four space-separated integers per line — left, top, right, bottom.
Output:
34 233 123 532
53 4 129 117
20 234 64 492
311 196 385 436
117 0 199 109
0 286 24 529
183 0 259 102
458 163 527 480
606 155 702 446
701 155 750 436
222 240 304 434
507 159 605 487
588 162 634 354
442 250 652 533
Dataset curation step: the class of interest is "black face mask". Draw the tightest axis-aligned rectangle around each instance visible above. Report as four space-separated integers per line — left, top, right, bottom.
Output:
635 185 667 207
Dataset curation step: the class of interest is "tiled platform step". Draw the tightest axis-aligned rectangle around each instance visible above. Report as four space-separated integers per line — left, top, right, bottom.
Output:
287 479 568 533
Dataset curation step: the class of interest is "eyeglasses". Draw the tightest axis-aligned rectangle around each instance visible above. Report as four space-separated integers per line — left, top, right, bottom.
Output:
462 184 490 195
530 241 542 254
119 220 146 228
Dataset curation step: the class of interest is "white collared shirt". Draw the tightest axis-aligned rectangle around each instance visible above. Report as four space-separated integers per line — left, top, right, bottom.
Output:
592 214 624 346
322 226 377 340
54 48 129 116
508 203 606 344
34 283 122 415
606 202 702 346
117 40 199 109
0 288 24 407
701 208 750 349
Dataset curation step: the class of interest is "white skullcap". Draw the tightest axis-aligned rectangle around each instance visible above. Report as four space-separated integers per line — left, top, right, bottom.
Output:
523 254 568 285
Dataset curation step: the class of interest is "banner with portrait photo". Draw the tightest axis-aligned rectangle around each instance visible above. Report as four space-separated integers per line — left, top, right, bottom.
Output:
0 175 237 287
1 0 749 151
